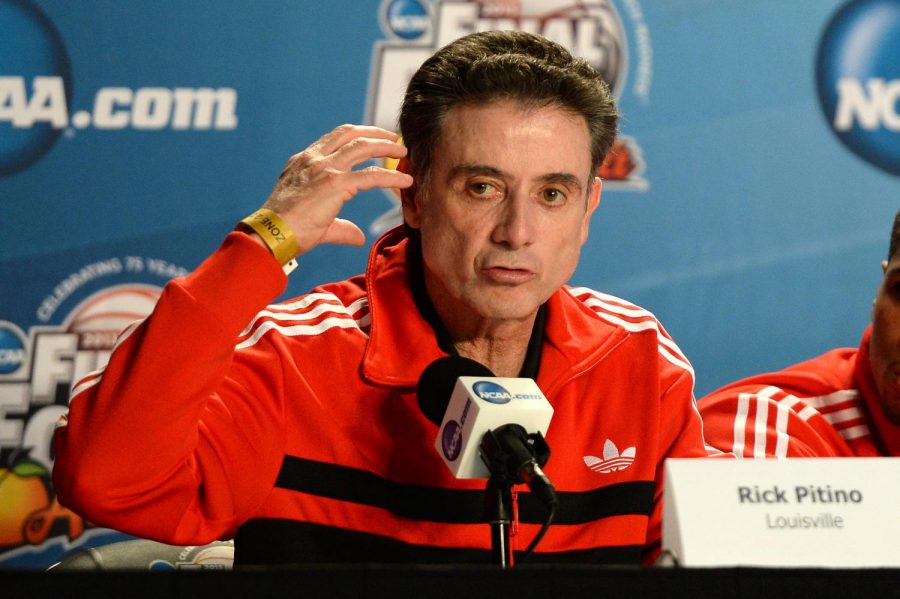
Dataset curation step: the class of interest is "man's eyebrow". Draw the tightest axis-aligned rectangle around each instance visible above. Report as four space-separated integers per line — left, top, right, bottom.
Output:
539 172 584 193
447 164 505 179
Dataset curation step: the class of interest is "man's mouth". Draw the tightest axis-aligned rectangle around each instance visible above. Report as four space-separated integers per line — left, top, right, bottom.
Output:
483 266 535 284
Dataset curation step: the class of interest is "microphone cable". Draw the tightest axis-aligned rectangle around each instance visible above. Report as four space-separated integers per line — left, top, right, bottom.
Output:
516 501 557 564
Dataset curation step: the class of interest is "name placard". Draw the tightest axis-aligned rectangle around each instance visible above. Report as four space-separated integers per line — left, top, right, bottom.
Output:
662 458 900 567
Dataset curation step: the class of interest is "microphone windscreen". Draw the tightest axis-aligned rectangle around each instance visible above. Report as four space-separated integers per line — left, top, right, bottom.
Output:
416 356 494 425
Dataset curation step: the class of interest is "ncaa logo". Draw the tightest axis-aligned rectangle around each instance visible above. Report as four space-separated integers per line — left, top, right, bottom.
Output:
0 322 27 375
382 0 430 40
0 0 72 177
1 0 238 179
815 0 900 176
473 381 512 404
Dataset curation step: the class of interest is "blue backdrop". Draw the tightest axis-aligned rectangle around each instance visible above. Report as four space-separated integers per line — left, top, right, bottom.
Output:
1 0 898 568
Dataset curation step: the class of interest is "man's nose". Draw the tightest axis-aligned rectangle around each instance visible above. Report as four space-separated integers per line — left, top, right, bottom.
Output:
490 192 536 249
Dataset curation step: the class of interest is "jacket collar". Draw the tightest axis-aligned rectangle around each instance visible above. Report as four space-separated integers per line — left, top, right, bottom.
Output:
361 227 628 392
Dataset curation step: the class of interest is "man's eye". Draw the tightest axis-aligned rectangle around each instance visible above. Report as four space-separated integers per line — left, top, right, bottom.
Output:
543 188 566 203
471 182 494 196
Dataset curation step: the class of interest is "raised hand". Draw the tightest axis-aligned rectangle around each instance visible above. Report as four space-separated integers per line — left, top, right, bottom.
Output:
261 124 413 256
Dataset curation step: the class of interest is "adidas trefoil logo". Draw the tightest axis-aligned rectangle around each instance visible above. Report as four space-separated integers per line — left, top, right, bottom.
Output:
583 439 636 473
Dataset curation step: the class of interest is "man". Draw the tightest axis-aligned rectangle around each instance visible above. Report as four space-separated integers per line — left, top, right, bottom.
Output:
699 210 900 458
53 31 711 566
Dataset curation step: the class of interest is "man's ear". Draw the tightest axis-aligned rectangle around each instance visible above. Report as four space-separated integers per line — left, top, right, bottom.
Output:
580 176 602 244
874 260 890 320
397 156 421 229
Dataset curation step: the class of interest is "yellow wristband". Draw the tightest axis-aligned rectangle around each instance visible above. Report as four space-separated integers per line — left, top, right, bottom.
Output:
236 209 300 267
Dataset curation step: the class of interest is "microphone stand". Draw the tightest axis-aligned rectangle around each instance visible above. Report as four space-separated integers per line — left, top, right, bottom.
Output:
480 424 553 569
484 470 515 568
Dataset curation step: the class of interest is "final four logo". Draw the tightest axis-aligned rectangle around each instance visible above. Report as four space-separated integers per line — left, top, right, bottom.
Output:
365 0 651 230
0 254 188 566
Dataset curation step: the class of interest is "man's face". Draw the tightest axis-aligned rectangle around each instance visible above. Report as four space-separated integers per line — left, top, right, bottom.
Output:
870 256 900 424
403 100 600 327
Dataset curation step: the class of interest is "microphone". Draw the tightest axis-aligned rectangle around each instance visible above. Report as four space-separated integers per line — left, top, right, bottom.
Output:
417 357 554 482
417 356 495 426
480 424 558 509
418 357 559 563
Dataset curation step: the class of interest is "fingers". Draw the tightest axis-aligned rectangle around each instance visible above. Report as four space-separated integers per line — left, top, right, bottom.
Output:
307 124 407 174
346 165 413 194
330 137 409 173
316 124 398 156
257 124 414 258
277 127 413 208
319 218 366 247
319 135 408 176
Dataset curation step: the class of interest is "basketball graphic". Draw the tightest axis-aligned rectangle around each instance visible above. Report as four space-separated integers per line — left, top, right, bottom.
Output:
64 284 162 343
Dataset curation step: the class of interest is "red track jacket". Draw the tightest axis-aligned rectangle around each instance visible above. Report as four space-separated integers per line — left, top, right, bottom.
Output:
53 228 712 565
699 327 900 458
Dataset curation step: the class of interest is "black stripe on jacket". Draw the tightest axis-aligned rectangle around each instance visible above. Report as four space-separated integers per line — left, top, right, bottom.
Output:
234 519 644 566
274 455 654 525
231 456 654 566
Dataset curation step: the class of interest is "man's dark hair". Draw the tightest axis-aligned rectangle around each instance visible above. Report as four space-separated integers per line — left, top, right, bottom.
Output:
889 210 900 261
399 30 619 185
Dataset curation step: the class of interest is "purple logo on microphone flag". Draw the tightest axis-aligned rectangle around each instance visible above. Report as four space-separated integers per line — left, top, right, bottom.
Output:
441 420 463 461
